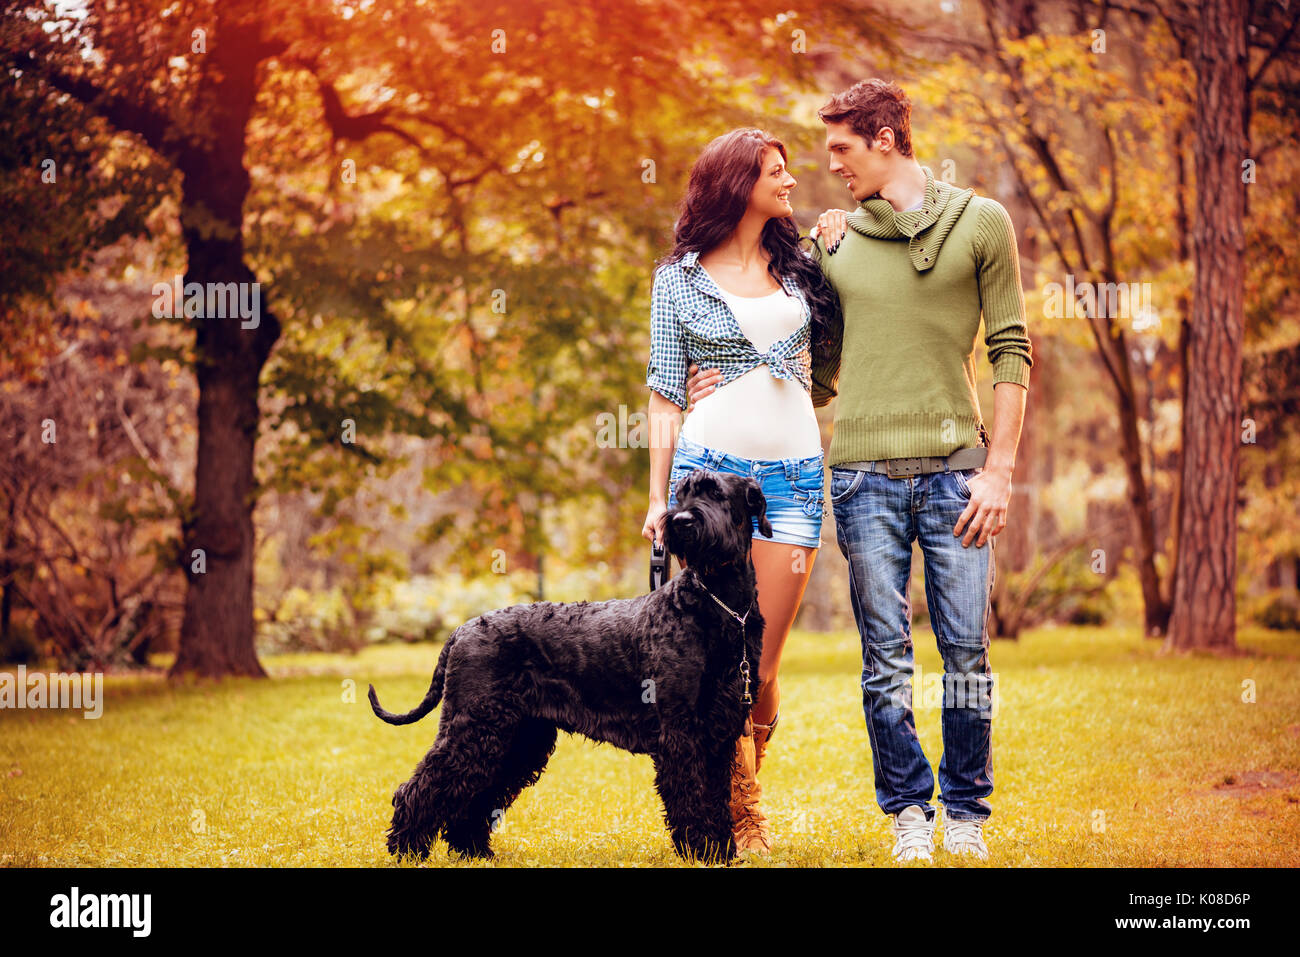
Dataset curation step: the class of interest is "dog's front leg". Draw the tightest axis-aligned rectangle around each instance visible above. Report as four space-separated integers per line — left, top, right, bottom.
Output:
653 726 736 865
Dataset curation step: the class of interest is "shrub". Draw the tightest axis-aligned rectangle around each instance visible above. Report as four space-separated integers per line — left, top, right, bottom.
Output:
1250 589 1300 631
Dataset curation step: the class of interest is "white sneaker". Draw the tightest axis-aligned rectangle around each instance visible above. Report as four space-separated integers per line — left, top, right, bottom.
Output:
942 817 989 860
891 805 935 862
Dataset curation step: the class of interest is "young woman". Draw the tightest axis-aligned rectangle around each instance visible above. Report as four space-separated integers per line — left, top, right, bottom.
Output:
642 128 842 854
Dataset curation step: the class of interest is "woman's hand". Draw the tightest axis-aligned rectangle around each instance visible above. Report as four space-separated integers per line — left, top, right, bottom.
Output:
685 362 723 408
642 498 669 545
810 209 849 254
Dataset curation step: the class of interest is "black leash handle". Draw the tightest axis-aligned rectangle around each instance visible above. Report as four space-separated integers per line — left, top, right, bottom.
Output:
650 541 669 591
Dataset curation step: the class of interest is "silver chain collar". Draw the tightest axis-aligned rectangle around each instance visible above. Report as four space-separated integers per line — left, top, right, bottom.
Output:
689 567 754 704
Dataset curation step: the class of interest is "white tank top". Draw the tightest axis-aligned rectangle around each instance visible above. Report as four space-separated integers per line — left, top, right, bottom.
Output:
679 285 823 460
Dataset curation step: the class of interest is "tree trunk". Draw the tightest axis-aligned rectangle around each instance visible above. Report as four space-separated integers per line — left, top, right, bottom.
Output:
995 160 1038 577
1166 0 1247 652
169 20 280 678
0 490 14 648
1109 328 1171 637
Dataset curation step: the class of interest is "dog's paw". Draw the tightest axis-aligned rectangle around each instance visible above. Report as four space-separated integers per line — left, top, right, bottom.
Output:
449 845 495 862
387 836 432 862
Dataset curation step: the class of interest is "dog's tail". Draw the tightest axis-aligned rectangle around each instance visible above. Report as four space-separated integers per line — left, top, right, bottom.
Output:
368 634 457 725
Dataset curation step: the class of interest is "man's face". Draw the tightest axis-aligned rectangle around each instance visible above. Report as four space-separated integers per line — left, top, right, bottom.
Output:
825 119 889 203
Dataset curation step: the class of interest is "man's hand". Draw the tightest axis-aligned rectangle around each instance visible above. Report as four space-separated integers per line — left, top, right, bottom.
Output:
810 209 849 253
685 363 723 409
953 467 1011 548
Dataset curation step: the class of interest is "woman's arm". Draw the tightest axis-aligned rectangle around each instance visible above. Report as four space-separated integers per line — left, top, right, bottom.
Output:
642 389 683 544
643 268 688 544
645 268 690 409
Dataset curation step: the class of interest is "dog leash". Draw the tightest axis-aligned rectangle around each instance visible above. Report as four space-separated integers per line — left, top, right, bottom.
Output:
650 541 669 591
689 568 754 705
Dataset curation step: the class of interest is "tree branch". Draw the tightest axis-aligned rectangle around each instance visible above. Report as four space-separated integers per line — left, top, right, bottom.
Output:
1248 5 1300 92
2 46 183 161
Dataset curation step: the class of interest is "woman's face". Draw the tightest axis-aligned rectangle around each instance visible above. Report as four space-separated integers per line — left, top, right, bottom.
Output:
748 146 797 219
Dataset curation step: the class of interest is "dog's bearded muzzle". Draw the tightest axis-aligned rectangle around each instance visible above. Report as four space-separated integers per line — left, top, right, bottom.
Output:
663 470 771 572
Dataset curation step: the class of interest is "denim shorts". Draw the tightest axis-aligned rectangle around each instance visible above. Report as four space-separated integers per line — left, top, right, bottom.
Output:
667 433 825 549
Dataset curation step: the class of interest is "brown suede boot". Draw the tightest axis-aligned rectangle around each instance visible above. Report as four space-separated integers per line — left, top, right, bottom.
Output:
753 712 779 773
729 716 772 854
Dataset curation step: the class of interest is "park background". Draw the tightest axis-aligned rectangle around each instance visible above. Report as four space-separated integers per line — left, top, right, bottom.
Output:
1 0 1297 866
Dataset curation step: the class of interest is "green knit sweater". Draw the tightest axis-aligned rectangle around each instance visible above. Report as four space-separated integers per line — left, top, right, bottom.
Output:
810 166 1032 465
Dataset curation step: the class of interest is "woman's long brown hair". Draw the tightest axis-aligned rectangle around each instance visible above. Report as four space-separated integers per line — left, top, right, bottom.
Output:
661 128 841 351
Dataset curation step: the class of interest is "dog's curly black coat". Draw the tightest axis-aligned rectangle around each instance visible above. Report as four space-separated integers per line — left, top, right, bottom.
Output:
369 469 771 864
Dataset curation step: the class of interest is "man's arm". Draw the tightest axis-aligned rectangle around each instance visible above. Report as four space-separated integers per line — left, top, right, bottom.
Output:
954 200 1032 548
985 381 1027 478
975 200 1033 389
954 382 1026 548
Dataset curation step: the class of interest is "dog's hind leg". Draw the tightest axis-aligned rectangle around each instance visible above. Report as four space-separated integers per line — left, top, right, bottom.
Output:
437 711 526 860
449 718 559 859
389 738 455 861
653 727 736 864
489 718 559 815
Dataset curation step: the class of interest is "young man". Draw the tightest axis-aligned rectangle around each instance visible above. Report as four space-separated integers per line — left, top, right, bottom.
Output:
685 79 1031 862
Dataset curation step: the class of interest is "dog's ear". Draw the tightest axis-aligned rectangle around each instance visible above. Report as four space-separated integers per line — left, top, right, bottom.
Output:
743 478 773 538
672 467 704 504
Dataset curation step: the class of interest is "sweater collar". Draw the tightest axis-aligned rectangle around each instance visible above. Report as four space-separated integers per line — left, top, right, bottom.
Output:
846 166 974 273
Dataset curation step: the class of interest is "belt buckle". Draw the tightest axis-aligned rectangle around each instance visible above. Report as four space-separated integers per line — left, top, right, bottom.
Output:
885 457 925 479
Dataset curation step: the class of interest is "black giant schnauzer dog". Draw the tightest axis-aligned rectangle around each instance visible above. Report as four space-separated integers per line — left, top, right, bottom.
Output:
369 469 769 864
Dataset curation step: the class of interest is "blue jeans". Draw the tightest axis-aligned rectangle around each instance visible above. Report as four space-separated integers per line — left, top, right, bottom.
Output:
830 463 995 822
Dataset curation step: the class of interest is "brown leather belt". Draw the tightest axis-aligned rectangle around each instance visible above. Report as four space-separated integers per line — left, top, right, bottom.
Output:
836 446 988 479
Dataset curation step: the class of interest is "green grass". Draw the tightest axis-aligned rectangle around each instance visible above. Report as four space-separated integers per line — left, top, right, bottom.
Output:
2 625 1298 867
